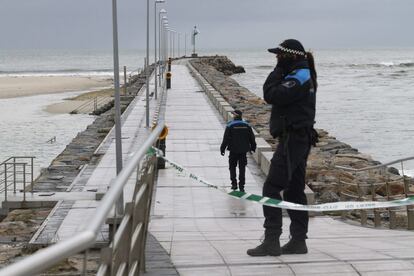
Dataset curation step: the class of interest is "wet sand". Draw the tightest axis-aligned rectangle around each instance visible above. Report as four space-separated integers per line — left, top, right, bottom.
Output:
0 76 112 99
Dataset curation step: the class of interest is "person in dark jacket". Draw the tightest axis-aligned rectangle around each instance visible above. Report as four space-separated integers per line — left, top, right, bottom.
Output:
247 39 318 257
220 110 256 192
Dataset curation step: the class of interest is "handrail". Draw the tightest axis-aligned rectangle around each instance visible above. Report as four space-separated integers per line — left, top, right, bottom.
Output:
0 156 35 166
0 123 165 276
335 156 414 172
71 96 113 114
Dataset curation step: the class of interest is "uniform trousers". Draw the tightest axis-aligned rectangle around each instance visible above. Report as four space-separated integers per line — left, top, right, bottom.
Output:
229 152 247 187
263 129 311 240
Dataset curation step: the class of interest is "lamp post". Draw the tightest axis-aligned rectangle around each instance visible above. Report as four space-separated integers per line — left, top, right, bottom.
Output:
111 0 123 213
169 29 173 58
159 11 167 86
185 33 187 57
162 21 168 68
164 24 169 73
145 0 150 127
171 30 176 58
154 1 165 100
178 32 181 57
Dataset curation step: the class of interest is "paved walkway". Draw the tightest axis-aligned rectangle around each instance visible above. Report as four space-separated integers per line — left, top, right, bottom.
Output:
149 63 414 276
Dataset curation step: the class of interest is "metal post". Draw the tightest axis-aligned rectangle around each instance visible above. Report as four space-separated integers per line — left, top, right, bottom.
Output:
158 14 162 87
31 157 34 193
172 31 175 58
82 250 88 276
401 161 414 230
111 0 124 215
154 2 158 100
4 163 7 202
178 33 181 57
22 164 26 201
145 0 150 128
123 66 127 95
13 157 16 193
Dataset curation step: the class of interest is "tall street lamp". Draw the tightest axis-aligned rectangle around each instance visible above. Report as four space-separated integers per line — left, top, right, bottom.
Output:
111 0 124 213
169 29 173 58
159 11 167 86
185 33 187 57
178 32 181 57
154 0 165 100
171 30 176 58
164 24 169 72
145 0 150 127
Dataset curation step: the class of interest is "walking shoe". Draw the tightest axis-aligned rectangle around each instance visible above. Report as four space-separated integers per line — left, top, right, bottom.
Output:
231 184 237 190
247 239 281 256
239 187 245 193
281 239 308 254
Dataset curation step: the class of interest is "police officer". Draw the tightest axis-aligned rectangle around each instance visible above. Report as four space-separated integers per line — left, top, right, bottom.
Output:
247 39 318 256
220 110 256 192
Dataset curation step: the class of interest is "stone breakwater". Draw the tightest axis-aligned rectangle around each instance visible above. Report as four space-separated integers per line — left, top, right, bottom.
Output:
190 56 413 227
33 65 154 193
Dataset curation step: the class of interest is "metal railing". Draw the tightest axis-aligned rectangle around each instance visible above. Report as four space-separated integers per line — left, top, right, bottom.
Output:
0 156 35 202
71 96 114 114
335 156 414 230
0 123 164 276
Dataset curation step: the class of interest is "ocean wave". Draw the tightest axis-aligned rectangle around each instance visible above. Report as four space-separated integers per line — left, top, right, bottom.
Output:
0 68 114 77
348 61 414 68
254 65 274 69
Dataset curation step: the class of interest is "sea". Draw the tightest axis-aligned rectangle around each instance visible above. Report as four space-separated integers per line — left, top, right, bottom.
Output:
1 48 413 176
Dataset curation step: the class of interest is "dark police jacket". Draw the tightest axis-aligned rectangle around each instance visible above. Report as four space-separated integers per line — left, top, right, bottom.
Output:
263 60 316 138
220 119 256 154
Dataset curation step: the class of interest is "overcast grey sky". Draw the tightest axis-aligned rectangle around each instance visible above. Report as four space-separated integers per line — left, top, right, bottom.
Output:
0 0 413 50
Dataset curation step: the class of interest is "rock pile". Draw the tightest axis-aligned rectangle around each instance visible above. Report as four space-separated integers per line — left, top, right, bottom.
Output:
193 56 245 75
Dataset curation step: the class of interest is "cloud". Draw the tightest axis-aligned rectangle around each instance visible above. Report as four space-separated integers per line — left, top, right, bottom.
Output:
0 0 413 49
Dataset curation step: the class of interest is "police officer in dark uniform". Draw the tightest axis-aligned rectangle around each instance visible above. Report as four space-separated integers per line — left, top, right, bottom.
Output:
221 110 256 192
247 39 318 256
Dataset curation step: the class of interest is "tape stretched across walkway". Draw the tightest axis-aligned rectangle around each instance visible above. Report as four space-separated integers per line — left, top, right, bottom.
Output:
149 147 414 212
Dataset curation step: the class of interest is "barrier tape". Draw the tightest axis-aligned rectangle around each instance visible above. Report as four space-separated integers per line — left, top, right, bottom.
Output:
148 147 414 212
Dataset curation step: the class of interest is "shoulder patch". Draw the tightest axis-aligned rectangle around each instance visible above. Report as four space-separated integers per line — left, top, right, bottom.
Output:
285 69 310 85
282 80 297 88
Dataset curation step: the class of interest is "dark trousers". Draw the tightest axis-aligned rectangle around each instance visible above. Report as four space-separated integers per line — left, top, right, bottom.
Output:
263 130 311 240
229 152 247 187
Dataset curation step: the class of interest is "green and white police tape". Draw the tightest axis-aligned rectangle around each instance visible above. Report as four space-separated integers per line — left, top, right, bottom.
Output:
148 147 414 212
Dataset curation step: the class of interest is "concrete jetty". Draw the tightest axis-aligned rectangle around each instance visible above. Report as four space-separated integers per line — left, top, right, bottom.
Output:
1 59 414 275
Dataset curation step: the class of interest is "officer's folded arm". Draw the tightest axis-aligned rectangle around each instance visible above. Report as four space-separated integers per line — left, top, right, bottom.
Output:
263 78 302 106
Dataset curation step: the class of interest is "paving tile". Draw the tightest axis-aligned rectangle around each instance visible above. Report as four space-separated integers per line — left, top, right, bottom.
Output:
351 260 414 272
289 262 356 274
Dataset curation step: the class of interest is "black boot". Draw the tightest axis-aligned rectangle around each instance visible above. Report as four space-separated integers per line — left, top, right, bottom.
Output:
231 183 237 190
247 238 281 257
239 183 245 193
281 239 308 254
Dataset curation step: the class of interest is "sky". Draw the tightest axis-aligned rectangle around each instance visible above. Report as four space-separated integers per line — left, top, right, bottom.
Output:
0 0 413 50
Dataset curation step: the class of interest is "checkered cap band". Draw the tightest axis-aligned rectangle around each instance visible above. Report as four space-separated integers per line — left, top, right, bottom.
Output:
277 45 306 56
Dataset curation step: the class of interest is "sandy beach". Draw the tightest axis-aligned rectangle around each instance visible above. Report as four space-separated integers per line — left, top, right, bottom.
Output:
0 76 112 99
